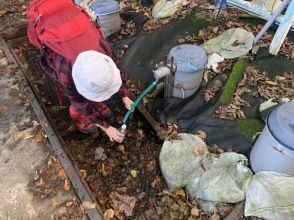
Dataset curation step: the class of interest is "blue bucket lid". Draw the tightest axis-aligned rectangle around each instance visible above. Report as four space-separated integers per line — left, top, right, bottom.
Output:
168 44 207 73
90 0 120 16
267 101 294 150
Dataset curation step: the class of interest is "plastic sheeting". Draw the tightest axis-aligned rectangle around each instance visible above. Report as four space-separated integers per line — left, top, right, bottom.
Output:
121 13 294 153
245 171 294 220
202 28 254 59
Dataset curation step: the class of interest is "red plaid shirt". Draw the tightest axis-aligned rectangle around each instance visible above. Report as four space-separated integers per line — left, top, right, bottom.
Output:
40 38 130 131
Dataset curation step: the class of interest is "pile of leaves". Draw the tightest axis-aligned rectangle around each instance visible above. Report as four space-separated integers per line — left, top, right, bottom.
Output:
0 0 27 32
214 65 293 120
158 123 179 140
119 0 208 33
246 66 294 101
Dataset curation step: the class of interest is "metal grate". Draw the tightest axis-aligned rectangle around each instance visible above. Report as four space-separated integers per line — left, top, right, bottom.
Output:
24 46 71 121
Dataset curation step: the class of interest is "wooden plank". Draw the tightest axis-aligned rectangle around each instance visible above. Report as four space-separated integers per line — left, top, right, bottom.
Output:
227 0 294 29
269 0 294 55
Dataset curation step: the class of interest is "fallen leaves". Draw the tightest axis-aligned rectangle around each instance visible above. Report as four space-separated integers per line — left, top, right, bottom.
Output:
14 127 35 142
51 198 59 208
32 132 44 144
245 67 294 101
265 80 278 86
210 212 221 220
194 144 208 156
110 192 137 217
155 190 191 219
104 208 115 220
0 106 8 114
190 206 200 217
142 0 202 33
196 130 207 139
82 201 96 210
175 189 186 199
64 179 70 191
158 123 179 140
66 201 74 207
79 169 87 179
120 20 137 36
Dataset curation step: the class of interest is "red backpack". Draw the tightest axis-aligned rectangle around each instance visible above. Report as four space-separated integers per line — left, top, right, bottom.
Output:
27 0 105 62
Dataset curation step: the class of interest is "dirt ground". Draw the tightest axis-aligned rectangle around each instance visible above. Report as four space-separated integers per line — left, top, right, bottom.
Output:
1 0 293 219
0 47 84 219
0 1 85 220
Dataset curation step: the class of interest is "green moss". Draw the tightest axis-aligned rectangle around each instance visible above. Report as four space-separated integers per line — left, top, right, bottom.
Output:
237 119 264 139
220 59 247 105
193 11 216 27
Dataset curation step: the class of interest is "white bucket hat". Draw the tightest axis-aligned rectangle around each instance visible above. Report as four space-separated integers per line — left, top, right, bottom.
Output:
72 50 122 102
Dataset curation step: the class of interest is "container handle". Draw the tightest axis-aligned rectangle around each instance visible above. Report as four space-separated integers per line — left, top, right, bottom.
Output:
272 145 294 160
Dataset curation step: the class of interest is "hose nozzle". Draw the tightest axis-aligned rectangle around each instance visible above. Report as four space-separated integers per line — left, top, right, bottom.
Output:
153 63 177 79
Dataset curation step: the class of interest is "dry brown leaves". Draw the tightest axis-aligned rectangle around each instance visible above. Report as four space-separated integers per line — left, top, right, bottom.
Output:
214 65 293 120
245 66 294 101
31 154 71 199
214 84 251 120
208 143 224 154
155 190 191 219
120 20 137 37
104 208 115 220
110 192 137 217
143 0 204 33
158 123 179 140
154 189 215 219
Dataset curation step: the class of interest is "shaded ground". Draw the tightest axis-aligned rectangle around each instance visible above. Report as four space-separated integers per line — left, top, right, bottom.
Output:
0 0 85 219
0 0 27 32
0 45 84 220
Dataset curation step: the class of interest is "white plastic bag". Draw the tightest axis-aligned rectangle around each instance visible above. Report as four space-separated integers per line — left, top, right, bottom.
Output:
159 133 208 189
245 171 294 220
202 28 254 59
195 153 253 203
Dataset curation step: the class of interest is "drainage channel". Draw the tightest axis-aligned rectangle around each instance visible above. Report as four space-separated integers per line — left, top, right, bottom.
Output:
6 37 169 219
1 37 103 220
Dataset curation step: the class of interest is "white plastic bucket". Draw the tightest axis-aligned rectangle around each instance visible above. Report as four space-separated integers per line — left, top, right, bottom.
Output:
96 12 121 38
250 102 294 175
89 0 121 38
167 44 207 99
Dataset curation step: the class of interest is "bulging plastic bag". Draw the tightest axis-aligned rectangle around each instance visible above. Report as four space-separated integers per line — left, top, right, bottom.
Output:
187 152 253 204
245 171 294 220
159 133 208 189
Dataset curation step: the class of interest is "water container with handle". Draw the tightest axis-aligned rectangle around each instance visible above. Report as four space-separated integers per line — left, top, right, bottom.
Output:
250 101 294 175
166 44 207 99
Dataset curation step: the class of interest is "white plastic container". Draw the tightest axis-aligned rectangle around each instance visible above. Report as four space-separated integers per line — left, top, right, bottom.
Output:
166 44 207 99
89 0 121 38
250 102 294 175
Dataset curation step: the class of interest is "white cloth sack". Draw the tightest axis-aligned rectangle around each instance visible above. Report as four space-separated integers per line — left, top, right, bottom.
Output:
245 171 294 220
152 0 184 19
159 133 208 189
195 152 252 203
202 28 254 59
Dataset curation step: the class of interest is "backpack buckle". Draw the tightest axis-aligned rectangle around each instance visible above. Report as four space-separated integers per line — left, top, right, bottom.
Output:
33 14 42 28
